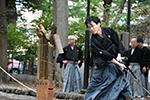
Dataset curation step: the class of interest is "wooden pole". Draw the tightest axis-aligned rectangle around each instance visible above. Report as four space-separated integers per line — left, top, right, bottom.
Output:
84 0 90 89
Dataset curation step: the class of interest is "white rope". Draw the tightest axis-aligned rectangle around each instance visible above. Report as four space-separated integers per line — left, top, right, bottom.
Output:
0 66 36 93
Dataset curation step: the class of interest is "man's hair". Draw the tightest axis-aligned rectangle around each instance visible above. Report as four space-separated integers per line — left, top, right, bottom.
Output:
137 37 144 43
68 35 76 40
85 16 101 27
130 37 137 41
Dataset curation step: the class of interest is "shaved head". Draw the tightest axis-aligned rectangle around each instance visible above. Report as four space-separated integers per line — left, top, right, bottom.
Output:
130 38 137 49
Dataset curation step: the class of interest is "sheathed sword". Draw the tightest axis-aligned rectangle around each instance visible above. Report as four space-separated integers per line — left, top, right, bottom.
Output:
121 57 137 79
125 66 137 79
127 70 150 95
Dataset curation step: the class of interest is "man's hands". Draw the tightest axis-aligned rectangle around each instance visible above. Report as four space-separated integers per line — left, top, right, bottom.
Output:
115 53 126 70
77 60 81 65
111 58 126 71
142 66 146 73
116 53 122 62
62 60 68 64
118 63 126 71
62 60 81 65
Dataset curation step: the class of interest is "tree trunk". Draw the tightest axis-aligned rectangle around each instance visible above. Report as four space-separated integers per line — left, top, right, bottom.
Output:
0 0 8 83
53 0 69 88
103 0 112 25
53 0 57 25
6 0 17 24
111 0 126 28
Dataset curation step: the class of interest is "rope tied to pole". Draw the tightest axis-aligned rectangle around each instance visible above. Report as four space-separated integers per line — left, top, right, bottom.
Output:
0 66 36 93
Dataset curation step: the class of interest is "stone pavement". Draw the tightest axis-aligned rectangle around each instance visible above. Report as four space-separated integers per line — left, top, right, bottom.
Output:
0 91 36 100
0 91 79 100
0 86 150 100
0 86 84 100
1 91 150 100
0 91 65 100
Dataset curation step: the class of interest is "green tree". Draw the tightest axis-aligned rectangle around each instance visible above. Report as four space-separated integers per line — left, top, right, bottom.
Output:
7 22 39 74
6 0 51 74
130 6 150 46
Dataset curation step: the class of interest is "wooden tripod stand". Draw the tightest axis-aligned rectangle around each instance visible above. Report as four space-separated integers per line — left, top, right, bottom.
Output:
36 20 63 100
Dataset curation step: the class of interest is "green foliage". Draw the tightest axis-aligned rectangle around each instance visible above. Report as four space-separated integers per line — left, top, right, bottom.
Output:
7 24 28 51
15 0 49 12
7 23 38 61
7 0 53 61
68 0 149 42
68 0 128 52
130 6 150 40
69 19 86 51
68 1 87 19
30 0 53 31
131 0 150 7
31 11 53 31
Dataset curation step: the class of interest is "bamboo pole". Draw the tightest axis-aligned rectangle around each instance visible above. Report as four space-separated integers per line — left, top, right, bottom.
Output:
46 42 54 80
40 36 44 79
53 34 64 54
42 35 48 80
37 38 41 80
37 20 49 80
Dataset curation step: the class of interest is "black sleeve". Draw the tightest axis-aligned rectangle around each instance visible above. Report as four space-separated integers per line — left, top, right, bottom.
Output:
149 50 150 66
89 54 93 66
141 47 150 67
91 39 115 61
124 49 131 67
78 47 83 63
146 48 150 67
138 49 143 72
56 47 66 68
108 28 127 53
78 47 83 67
56 53 64 63
56 54 64 68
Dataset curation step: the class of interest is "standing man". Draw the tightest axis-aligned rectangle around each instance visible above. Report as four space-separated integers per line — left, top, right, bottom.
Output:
126 38 146 99
137 37 150 97
56 35 83 93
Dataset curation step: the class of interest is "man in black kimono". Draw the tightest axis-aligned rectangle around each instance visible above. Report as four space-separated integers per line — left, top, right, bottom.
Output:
137 37 149 97
83 16 132 100
126 38 146 99
56 35 83 93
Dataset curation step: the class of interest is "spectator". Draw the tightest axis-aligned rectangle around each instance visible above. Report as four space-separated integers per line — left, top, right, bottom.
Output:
56 35 83 93
83 16 132 100
126 37 145 99
8 59 22 74
137 37 150 97
7 60 12 65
